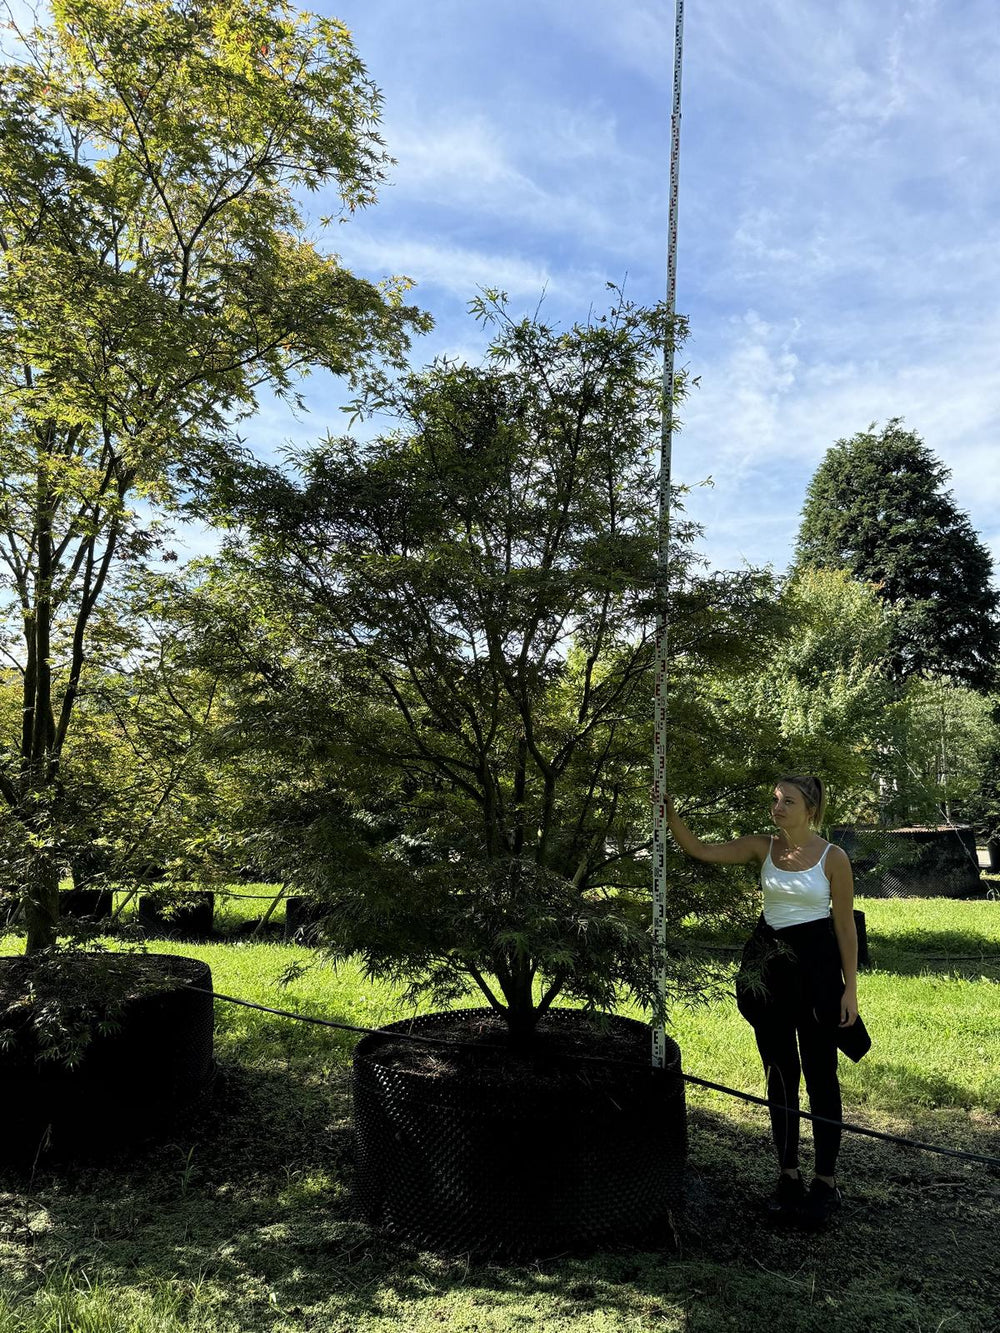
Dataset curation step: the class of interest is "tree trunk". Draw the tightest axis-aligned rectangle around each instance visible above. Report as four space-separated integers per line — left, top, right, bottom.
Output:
24 851 60 953
503 957 539 1047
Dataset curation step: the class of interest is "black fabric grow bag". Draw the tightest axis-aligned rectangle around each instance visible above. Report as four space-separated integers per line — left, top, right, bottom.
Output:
0 953 215 1162
138 891 215 938
352 1008 686 1256
284 895 324 943
59 889 115 921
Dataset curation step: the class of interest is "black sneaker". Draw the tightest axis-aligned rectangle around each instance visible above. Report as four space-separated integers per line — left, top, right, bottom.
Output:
765 1172 806 1218
801 1178 842 1228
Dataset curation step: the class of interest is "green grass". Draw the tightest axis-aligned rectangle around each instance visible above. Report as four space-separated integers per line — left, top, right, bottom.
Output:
1 897 998 1332
860 893 1000 961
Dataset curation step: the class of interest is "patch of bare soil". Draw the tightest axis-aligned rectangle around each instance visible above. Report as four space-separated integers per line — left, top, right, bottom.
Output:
366 1009 656 1092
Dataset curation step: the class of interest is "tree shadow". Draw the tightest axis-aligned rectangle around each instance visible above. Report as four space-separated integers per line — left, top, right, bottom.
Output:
1 1040 998 1332
863 921 1000 979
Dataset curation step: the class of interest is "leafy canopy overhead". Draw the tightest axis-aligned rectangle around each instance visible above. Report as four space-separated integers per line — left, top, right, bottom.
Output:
795 420 999 691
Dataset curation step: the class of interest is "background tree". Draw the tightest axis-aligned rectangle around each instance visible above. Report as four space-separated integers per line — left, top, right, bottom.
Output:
0 0 428 950
795 420 999 691
966 702 1000 855
204 290 789 1039
53 573 240 893
888 679 996 827
706 566 899 831
61 563 372 894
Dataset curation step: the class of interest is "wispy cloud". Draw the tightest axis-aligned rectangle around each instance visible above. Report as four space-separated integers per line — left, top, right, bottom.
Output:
681 305 1000 572
333 229 575 303
372 114 655 262
226 0 1000 583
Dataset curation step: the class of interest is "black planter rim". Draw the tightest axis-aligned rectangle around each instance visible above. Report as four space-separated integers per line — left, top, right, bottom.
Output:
354 1005 682 1075
0 949 211 975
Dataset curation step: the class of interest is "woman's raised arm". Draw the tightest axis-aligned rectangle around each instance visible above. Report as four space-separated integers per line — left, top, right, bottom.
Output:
664 796 769 866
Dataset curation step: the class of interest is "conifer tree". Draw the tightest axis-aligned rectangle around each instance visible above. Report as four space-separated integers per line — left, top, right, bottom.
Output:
795 420 998 691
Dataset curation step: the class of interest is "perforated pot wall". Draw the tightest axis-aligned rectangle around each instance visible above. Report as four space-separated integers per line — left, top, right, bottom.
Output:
352 1008 686 1257
138 891 215 938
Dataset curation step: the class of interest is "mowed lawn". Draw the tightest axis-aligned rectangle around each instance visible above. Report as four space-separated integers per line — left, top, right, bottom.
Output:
0 893 998 1333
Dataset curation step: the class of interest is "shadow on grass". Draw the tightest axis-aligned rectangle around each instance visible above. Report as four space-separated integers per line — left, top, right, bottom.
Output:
864 923 1000 975
1 1036 998 1333
209 986 361 1073
683 920 1000 982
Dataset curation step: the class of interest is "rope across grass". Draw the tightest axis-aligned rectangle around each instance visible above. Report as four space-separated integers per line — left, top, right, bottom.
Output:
193 985 1000 1170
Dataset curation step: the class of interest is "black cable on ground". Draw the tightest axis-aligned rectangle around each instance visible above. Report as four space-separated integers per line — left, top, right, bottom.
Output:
105 887 282 901
193 986 1000 1170
682 1071 1000 1167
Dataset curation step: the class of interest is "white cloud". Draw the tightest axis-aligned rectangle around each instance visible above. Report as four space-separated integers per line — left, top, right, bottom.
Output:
679 303 1000 573
333 230 557 301
385 116 530 197
330 228 624 318
375 112 651 257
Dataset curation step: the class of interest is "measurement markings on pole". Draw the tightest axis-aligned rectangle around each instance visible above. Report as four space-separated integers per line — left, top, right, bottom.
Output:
653 0 685 1070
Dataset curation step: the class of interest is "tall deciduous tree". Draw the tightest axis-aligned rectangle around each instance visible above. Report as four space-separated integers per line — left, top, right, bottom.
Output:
967 701 1000 850
893 678 996 825
795 420 999 691
0 0 428 950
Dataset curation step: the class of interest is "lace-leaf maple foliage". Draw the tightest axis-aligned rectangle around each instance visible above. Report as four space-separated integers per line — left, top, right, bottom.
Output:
205 291 790 1037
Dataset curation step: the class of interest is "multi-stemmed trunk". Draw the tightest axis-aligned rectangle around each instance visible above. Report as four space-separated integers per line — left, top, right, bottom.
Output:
3 450 123 954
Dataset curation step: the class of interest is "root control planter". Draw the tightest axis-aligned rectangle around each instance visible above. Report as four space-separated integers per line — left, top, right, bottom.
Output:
832 826 982 898
59 888 115 922
0 952 215 1163
284 895 324 943
138 890 215 938
352 1008 686 1256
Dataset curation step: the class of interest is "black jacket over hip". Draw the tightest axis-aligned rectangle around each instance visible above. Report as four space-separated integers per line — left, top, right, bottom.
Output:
735 913 871 1062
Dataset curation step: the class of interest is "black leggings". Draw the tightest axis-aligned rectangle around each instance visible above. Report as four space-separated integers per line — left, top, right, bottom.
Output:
753 1009 842 1177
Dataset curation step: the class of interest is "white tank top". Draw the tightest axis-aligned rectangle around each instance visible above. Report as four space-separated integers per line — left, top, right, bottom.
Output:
760 838 832 929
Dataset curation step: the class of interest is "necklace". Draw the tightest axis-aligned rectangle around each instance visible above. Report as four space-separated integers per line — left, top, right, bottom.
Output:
778 832 815 853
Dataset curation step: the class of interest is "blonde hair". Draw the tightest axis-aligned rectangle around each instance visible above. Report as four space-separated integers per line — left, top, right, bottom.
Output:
776 774 826 827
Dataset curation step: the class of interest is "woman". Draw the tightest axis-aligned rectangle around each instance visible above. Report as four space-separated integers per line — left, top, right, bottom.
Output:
666 775 862 1226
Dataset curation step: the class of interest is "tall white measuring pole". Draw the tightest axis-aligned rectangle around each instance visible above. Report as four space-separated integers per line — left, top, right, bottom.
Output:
652 0 686 1070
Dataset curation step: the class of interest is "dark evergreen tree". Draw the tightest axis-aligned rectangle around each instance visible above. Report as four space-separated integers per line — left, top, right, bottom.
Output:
795 420 999 691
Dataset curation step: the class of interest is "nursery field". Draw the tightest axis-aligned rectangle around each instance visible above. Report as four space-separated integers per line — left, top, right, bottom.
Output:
0 894 998 1333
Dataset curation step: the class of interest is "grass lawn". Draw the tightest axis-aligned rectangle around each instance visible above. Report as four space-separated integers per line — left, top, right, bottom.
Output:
0 894 998 1332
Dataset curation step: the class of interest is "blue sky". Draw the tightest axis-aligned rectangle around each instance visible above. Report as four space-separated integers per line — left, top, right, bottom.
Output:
22 0 990 579
235 0 1000 578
